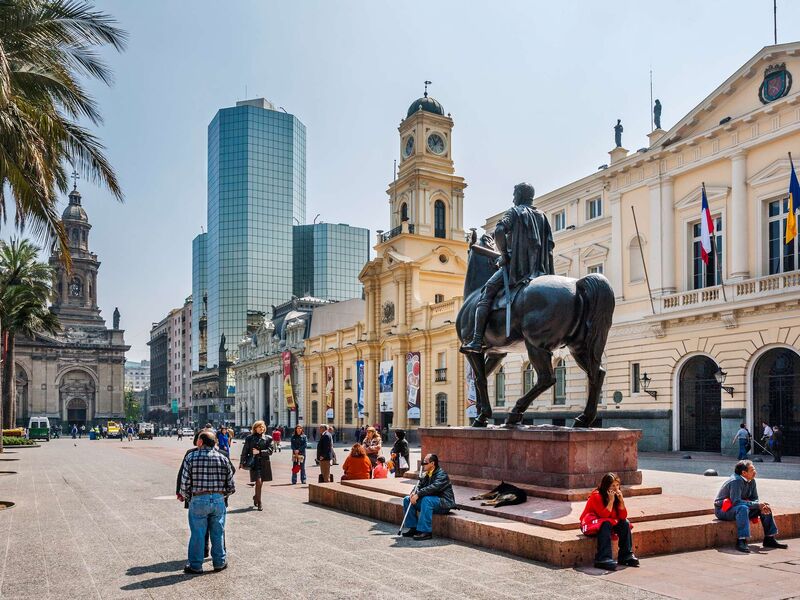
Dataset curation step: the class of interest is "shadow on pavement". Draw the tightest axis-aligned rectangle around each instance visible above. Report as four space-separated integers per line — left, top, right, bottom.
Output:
226 507 256 514
121 573 198 590
126 560 185 576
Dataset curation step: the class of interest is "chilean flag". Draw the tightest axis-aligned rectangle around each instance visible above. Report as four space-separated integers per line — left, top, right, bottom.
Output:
700 184 714 265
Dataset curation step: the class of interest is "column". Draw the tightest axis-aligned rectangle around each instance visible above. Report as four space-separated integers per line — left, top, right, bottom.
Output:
660 178 676 294
648 182 663 293
730 152 749 280
609 193 623 300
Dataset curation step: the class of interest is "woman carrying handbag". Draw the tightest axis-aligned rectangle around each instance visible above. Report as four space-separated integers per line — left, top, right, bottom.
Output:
240 421 273 511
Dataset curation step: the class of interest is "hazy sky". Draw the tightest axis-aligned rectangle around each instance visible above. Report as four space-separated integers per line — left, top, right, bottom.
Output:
36 0 800 360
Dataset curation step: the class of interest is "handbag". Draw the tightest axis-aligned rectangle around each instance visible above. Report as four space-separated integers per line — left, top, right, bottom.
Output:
241 454 254 470
292 463 301 474
399 455 409 470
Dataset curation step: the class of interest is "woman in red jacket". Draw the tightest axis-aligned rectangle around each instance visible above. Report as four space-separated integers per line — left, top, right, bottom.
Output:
579 472 639 570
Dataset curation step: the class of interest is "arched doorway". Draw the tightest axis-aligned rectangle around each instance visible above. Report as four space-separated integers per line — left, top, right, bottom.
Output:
67 398 87 428
679 356 721 451
753 348 800 456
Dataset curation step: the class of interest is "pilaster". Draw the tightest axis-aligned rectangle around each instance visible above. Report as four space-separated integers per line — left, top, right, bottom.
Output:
609 193 623 300
730 151 749 281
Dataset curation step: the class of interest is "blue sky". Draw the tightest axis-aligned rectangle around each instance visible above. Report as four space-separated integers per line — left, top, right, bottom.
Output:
53 0 800 360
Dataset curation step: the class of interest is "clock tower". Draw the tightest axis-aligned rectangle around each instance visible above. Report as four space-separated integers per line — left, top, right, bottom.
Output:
388 84 466 239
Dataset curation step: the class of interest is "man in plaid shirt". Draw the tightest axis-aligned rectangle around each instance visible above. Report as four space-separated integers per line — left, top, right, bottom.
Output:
179 431 235 574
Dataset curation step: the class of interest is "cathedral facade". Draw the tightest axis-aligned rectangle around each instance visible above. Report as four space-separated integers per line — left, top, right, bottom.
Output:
14 186 129 428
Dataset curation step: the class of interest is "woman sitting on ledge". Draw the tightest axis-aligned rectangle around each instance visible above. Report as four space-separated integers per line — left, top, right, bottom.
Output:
341 444 373 481
579 472 639 571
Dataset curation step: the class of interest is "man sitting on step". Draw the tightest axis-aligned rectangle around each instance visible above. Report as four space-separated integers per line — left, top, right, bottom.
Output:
714 459 788 553
400 454 456 541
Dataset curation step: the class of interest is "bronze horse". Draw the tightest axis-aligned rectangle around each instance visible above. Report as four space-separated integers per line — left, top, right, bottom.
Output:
457 233 615 427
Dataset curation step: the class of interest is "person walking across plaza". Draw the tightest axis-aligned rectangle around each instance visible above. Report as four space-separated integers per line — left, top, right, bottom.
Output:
71 424 78 439
217 425 231 456
363 426 382 470
714 459 789 553
290 425 307 484
179 431 235 574
760 421 774 456
317 425 334 483
390 429 410 478
400 454 456 541
240 421 273 511
731 423 751 460
771 425 783 462
580 473 638 571
126 424 134 442
271 426 282 452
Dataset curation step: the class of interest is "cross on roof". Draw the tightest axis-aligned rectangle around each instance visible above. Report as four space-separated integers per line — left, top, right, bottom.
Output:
424 80 432 97
71 170 80 190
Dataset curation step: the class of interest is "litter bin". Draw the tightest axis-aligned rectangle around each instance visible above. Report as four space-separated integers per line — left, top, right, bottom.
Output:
88 431 97 440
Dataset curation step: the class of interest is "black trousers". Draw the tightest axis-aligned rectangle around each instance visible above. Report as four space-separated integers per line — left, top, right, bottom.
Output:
595 519 633 562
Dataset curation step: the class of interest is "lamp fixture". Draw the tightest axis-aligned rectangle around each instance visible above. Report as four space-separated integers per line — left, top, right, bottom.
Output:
640 372 657 399
714 368 734 396
443 320 453 325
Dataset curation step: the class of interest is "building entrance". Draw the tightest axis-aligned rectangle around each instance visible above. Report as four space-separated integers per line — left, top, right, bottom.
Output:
679 356 721 452
67 397 88 429
753 348 800 456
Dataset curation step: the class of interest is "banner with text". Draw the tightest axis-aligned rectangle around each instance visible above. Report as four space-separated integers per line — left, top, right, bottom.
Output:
406 352 421 419
356 360 365 419
325 365 335 419
378 360 394 413
465 363 477 418
282 350 296 410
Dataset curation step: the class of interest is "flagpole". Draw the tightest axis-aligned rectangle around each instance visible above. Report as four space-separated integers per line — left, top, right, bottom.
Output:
703 182 728 302
631 206 656 315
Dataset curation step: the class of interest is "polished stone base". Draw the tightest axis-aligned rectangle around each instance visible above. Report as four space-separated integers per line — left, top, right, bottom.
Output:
419 425 643 488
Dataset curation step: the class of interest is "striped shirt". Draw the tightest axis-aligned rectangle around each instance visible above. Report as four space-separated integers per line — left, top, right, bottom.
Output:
180 447 236 498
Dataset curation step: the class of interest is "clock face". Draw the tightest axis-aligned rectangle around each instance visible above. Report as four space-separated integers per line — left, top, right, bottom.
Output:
403 136 414 158
427 133 445 155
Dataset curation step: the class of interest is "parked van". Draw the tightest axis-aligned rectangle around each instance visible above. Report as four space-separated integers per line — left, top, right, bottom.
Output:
138 423 154 440
27 417 51 441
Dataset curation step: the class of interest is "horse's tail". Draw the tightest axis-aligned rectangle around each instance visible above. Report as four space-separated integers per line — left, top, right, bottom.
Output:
575 274 615 365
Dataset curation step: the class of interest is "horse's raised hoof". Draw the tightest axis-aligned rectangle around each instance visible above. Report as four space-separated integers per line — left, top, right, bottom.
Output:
572 414 594 428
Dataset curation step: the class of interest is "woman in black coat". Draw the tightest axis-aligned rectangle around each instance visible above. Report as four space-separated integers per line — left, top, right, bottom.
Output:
391 429 410 478
240 420 273 511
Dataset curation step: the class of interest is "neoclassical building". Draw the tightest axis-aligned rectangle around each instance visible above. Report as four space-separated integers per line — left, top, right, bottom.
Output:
14 185 129 427
486 43 800 455
302 90 470 441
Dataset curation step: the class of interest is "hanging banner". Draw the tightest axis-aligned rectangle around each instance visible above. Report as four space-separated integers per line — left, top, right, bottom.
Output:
356 360 365 419
325 366 335 419
465 362 477 418
378 360 394 413
282 351 296 410
406 352 421 419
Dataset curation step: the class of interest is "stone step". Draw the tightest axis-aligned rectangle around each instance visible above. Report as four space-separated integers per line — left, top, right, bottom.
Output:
308 482 800 567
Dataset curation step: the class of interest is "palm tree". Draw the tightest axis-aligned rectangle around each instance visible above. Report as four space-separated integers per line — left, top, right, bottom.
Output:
0 238 59 433
0 0 127 259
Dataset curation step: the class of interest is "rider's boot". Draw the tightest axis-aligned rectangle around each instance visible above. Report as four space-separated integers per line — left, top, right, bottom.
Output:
461 304 489 354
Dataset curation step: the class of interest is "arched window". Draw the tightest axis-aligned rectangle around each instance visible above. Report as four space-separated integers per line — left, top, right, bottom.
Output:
629 236 644 282
523 363 535 395
495 367 505 407
553 359 566 405
345 398 353 424
311 401 319 425
434 200 446 238
400 202 408 221
435 393 448 425
69 276 82 298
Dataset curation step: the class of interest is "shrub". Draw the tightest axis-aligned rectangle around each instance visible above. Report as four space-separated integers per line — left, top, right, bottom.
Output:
2 436 36 446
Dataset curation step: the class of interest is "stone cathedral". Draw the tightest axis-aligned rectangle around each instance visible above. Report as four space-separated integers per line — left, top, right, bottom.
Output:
14 185 129 427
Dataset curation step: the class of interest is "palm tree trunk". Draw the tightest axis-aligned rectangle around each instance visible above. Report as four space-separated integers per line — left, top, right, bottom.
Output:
0 321 3 453
1 331 14 429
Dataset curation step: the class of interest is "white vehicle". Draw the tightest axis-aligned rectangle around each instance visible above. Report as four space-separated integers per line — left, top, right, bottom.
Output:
179 427 194 437
137 422 154 439
27 416 51 441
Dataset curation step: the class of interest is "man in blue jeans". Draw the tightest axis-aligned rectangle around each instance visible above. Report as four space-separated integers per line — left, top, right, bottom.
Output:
400 454 456 541
179 431 236 573
714 459 789 553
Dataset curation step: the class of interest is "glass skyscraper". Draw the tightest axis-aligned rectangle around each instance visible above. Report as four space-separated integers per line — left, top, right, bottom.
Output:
205 98 306 368
293 223 369 300
191 232 207 371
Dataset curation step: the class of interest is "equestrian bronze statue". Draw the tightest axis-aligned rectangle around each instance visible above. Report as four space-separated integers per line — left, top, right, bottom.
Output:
457 183 615 428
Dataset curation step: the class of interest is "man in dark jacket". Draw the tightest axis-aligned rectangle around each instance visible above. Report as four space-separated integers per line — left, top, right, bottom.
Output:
400 454 456 541
316 425 334 483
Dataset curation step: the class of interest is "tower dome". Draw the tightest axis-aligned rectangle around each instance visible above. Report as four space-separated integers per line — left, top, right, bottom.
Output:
62 187 88 222
406 93 445 118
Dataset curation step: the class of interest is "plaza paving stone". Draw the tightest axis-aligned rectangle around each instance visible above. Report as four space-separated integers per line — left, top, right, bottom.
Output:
0 437 795 599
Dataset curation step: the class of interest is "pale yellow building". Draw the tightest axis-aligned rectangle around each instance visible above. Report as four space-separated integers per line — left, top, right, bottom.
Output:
486 43 800 455
302 92 471 440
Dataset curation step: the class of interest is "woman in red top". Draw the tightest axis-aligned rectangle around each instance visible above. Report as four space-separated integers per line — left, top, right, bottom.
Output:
341 444 373 481
579 472 639 570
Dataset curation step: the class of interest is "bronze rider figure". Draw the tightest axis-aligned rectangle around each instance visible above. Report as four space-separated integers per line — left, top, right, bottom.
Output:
460 182 555 354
